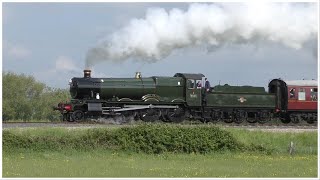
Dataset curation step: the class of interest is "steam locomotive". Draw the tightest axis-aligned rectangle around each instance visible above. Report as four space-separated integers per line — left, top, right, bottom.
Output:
54 70 318 124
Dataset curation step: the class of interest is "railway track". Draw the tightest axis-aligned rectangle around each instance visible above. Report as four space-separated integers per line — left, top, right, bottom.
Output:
218 124 318 133
2 120 318 132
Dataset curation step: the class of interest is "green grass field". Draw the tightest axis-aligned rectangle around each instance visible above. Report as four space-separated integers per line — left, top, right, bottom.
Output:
3 150 317 177
2 125 318 178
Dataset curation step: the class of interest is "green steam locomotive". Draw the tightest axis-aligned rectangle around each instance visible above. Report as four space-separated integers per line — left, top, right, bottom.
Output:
54 70 280 124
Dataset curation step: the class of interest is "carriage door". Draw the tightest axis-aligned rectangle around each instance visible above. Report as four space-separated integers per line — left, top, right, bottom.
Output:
186 79 202 106
298 88 306 101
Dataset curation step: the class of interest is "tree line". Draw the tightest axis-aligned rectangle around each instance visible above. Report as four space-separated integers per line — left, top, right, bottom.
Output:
2 72 70 121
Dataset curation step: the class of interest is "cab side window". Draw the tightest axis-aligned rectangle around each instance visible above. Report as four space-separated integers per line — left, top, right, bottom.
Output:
187 79 195 89
310 88 318 101
196 80 202 89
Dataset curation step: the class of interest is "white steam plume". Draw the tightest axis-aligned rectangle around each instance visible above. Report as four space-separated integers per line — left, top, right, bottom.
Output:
86 2 318 69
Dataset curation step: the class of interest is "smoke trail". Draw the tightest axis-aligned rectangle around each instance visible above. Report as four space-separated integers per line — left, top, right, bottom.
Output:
85 2 318 68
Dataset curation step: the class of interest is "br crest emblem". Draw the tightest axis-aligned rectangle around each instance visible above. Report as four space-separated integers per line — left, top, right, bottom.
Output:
238 97 247 103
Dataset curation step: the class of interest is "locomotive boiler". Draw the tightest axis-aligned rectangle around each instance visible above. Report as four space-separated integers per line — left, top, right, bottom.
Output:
70 70 158 100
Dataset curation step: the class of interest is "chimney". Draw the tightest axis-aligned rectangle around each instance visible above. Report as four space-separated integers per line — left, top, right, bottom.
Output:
84 69 91 78
135 72 141 79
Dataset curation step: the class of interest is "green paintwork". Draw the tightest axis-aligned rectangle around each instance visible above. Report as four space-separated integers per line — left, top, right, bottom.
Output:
99 78 156 100
77 76 185 103
173 73 205 107
213 84 267 94
206 92 275 108
185 79 202 106
71 74 275 109
153 77 185 102
206 84 275 109
70 73 207 106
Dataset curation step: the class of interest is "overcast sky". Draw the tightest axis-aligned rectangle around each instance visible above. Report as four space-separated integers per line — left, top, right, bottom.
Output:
2 2 318 90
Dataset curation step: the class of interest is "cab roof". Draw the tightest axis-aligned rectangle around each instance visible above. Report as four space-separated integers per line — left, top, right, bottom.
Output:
174 73 205 80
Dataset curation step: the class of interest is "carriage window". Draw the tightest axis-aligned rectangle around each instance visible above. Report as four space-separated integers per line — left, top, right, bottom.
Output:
289 88 296 98
298 88 306 101
310 88 318 101
187 79 195 89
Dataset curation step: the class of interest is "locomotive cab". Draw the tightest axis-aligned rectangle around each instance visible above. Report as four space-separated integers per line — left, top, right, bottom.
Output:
174 73 205 107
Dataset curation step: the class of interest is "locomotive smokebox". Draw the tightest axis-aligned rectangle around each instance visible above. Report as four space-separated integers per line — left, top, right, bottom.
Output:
84 69 91 78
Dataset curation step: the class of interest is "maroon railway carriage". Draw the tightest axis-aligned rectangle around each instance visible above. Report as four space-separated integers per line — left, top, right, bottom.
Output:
269 79 318 123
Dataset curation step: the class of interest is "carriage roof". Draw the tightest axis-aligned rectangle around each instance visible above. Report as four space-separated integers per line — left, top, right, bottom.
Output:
284 80 318 87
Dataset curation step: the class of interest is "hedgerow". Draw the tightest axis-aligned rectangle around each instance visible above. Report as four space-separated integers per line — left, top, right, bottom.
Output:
2 124 268 154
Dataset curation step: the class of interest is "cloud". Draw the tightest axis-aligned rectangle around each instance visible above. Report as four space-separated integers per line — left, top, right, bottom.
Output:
4 41 32 59
55 56 80 73
33 56 82 88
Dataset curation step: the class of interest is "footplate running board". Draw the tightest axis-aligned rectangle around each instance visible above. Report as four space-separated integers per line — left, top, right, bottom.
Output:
102 104 179 114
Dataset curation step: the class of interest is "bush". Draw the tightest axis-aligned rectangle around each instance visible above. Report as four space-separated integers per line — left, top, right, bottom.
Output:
2 71 70 121
2 124 269 154
111 124 243 153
